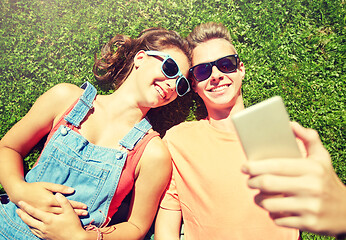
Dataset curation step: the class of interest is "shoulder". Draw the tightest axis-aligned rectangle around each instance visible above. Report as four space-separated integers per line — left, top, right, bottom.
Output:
34 83 83 114
43 83 83 102
164 120 205 140
142 136 171 165
167 120 201 133
26 83 86 127
138 136 172 176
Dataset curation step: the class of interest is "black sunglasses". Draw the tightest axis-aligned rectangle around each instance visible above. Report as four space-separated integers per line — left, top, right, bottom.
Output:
189 54 239 82
146 51 190 97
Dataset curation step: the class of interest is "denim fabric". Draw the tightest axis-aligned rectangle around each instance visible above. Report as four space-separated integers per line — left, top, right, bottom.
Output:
0 82 152 239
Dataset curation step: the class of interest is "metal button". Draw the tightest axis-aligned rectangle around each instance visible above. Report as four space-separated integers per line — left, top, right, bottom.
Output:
115 152 123 160
60 126 68 136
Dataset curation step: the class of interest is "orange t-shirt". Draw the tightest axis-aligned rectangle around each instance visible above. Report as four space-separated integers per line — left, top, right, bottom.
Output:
160 120 299 240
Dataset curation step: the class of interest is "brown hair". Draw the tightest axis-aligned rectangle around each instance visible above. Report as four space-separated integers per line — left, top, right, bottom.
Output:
187 22 237 53
93 27 190 90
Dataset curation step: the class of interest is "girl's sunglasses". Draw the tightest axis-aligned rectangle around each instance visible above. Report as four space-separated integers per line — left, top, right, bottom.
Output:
146 50 190 97
189 54 239 82
0 194 9 204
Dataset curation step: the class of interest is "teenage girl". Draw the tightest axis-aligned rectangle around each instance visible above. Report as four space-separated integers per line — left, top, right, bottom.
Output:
0 27 191 240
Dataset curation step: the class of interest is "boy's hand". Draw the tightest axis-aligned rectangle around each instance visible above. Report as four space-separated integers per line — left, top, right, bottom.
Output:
242 122 346 236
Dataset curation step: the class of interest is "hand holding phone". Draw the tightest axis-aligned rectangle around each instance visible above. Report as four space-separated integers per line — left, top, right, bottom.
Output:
231 96 301 161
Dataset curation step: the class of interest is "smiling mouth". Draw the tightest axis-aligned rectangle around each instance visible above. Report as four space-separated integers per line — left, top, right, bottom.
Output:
209 84 231 92
154 84 166 99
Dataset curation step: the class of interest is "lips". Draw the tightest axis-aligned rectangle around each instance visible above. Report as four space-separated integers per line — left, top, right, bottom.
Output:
154 84 167 99
209 83 232 92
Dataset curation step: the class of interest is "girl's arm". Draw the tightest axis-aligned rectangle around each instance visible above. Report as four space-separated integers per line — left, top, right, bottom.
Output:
155 173 183 240
0 83 87 214
17 136 172 240
154 208 182 240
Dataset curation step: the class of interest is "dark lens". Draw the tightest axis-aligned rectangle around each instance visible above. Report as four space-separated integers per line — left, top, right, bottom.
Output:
193 64 212 81
0 194 9 204
162 58 179 77
177 77 190 96
216 56 237 73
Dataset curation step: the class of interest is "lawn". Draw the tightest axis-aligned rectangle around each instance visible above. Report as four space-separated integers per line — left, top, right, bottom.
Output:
0 0 345 239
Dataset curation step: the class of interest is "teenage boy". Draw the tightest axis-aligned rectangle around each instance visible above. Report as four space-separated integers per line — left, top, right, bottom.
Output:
154 22 299 240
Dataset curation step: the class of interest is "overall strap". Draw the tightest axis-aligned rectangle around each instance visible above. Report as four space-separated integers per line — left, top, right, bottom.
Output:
119 118 152 150
64 82 97 127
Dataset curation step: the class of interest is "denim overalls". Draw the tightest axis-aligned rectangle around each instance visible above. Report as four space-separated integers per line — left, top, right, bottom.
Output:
0 82 152 239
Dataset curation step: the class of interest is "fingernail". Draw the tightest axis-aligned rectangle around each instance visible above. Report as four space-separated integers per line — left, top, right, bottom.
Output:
55 193 63 198
241 165 249 173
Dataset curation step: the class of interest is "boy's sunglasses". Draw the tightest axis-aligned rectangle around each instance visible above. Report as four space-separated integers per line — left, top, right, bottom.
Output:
189 54 239 82
146 50 190 97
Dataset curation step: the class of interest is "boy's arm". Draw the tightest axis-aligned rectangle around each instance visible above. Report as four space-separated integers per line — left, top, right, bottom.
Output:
155 207 182 240
242 122 346 236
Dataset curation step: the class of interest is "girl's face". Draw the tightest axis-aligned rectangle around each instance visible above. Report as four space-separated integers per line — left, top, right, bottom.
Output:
135 48 190 108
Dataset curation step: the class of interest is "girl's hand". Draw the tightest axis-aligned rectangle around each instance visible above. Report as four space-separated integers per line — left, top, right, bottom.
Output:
12 182 88 216
17 193 88 240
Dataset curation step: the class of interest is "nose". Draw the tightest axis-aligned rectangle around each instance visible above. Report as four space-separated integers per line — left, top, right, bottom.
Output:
210 65 223 82
166 78 177 92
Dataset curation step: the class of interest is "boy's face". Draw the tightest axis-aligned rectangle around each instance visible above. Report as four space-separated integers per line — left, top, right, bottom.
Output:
191 38 245 112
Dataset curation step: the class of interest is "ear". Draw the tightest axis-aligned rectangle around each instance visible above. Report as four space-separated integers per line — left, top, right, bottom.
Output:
133 50 147 69
238 61 246 80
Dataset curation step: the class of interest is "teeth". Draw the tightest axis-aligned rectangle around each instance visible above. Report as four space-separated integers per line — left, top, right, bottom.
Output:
210 85 229 92
155 85 165 98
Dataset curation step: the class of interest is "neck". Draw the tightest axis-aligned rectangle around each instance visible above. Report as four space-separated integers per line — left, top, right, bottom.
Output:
205 96 245 132
96 83 150 126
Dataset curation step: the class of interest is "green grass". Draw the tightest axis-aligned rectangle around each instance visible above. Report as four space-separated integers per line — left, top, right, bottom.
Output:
0 0 345 239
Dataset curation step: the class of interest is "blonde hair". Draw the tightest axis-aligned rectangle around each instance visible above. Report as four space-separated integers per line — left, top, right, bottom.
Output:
187 22 237 54
187 22 238 120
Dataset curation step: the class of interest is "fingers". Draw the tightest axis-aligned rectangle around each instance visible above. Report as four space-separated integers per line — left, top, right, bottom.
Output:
69 200 88 210
55 193 84 220
39 183 88 215
16 201 48 228
74 209 89 216
247 170 326 197
272 214 324 234
290 122 319 147
69 200 88 216
248 174 311 195
242 158 314 177
254 194 318 215
272 215 308 230
290 122 330 161
42 182 75 195
253 194 324 232
55 193 74 214
38 201 88 215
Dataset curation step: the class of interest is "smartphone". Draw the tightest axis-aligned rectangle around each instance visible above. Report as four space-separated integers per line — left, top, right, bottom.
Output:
231 96 302 161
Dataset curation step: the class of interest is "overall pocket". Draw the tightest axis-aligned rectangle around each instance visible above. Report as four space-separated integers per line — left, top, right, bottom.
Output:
25 144 110 214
